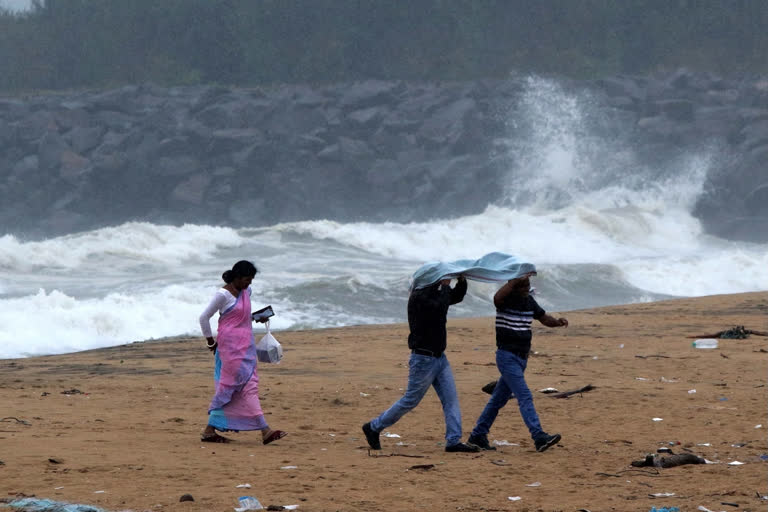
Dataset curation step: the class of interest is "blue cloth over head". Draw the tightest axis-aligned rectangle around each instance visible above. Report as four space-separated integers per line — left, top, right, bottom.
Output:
410 252 537 290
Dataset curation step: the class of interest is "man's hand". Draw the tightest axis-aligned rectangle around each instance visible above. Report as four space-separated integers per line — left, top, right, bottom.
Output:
540 314 568 328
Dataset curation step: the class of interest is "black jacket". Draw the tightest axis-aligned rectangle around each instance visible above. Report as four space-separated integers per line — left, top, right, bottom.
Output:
407 279 467 356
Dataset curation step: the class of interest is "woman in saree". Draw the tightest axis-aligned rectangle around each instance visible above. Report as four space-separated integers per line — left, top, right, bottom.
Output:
198 260 287 444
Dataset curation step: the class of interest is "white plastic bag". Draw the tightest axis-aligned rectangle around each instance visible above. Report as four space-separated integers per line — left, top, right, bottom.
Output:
255 321 283 363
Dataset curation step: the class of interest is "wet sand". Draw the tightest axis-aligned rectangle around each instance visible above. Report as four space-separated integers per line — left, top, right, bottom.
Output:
1 292 767 511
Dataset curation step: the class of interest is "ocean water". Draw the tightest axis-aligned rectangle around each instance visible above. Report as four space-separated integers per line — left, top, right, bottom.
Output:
1 77 766 359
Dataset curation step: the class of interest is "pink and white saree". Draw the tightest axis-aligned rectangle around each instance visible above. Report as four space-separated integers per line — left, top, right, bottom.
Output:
207 288 268 431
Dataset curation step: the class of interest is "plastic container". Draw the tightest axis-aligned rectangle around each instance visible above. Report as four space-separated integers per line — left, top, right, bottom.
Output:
235 496 263 511
692 338 718 349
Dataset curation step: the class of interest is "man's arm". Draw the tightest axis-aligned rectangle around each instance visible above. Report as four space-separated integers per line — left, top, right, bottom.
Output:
494 274 531 308
449 275 467 304
538 313 568 328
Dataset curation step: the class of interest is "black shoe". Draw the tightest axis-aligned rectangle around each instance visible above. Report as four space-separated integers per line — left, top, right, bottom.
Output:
445 442 481 453
362 422 381 450
534 433 561 452
467 434 497 451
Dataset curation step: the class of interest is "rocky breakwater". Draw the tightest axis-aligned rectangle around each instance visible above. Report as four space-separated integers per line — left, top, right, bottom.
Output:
0 69 766 242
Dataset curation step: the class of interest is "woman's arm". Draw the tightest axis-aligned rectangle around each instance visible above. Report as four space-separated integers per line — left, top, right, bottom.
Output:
199 292 227 349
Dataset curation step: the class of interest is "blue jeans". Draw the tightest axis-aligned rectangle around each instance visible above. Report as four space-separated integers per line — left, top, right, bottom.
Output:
370 353 463 446
471 349 544 441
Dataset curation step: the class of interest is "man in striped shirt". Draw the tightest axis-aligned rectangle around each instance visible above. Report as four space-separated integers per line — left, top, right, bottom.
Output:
466 273 568 453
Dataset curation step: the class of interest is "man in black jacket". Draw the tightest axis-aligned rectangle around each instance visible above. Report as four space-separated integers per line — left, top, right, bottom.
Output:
362 275 479 453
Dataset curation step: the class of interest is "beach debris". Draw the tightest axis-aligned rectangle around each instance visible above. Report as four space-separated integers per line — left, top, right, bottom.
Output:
660 377 678 383
492 440 519 446
1 416 31 426
408 464 435 471
61 389 84 395
649 508 680 512
235 496 264 511
266 506 299 511
92 491 105 494
41 392 50 396
649 492 675 498
48 458 63 464
0 460 4 465
491 459 512 466
280 466 297 470
548 384 596 399
538 387 559 393
382 431 400 438
652 418 663 422
236 484 252 488
481 380 497 394
525 481 541 487
755 424 762 428
368 452 426 458
688 325 767 339
731 442 747 447
697 443 711 446
636 377 650 380
507 496 522 501
179 494 194 502
727 461 745 465
7 498 106 512
632 452 706 468
359 392 370 397
688 389 697 394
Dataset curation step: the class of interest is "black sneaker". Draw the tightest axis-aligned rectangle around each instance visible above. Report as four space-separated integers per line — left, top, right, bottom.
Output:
445 442 481 453
534 433 561 452
467 434 497 451
362 422 381 450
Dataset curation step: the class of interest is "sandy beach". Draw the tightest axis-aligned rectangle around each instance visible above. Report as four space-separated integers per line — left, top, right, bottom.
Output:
1 292 767 512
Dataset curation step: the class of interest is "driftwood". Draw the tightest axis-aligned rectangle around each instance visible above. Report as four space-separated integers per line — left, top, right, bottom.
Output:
687 325 768 339
481 381 596 398
549 384 596 399
368 451 426 458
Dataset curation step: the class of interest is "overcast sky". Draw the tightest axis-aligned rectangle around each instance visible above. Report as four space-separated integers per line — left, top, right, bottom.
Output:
0 0 32 12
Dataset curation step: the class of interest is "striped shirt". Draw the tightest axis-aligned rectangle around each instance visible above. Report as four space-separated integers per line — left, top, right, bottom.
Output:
495 294 545 353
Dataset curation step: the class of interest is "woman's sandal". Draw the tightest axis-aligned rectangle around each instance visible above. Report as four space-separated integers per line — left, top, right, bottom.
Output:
262 429 287 445
201 432 232 443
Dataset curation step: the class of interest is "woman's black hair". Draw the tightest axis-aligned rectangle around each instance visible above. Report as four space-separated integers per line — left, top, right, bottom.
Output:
222 260 258 283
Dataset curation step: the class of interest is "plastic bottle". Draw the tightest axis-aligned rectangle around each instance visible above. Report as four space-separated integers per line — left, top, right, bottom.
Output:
692 338 718 349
